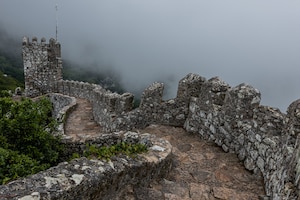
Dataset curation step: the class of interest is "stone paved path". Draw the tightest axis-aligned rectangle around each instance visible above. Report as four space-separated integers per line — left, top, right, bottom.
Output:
129 125 266 200
64 98 266 199
64 98 102 141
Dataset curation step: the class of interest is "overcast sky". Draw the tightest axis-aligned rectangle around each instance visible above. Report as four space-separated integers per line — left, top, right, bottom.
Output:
0 0 299 112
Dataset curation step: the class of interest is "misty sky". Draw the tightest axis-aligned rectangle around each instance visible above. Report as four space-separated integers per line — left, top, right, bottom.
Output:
0 0 299 112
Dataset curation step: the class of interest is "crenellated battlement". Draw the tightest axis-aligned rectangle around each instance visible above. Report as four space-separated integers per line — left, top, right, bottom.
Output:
22 36 59 47
17 37 300 199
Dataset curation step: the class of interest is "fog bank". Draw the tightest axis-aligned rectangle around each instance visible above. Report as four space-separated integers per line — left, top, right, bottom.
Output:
0 0 299 111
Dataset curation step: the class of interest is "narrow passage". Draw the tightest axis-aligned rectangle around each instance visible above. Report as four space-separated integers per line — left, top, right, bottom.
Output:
64 98 102 141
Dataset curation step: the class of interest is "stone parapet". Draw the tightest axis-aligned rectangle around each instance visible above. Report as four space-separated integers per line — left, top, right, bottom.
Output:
47 93 77 135
0 132 172 200
184 75 299 199
110 74 204 131
176 73 206 100
57 80 134 132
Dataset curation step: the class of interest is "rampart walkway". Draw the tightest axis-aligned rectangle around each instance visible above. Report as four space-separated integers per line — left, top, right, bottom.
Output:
64 98 266 199
64 98 102 141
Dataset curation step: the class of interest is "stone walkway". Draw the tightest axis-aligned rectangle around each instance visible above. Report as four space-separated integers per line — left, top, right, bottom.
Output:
64 98 102 141
131 125 266 200
64 98 266 199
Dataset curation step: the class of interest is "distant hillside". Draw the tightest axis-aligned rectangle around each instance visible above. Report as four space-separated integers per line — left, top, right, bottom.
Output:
0 71 22 91
0 29 24 90
0 45 24 91
62 60 125 94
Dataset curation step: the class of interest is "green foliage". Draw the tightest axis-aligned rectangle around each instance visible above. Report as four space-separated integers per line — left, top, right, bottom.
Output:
69 152 81 160
0 90 12 98
0 148 48 184
0 71 22 92
82 142 148 161
0 96 63 184
0 55 24 84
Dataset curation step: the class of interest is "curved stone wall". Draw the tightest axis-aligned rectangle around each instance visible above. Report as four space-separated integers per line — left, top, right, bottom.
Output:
183 75 299 199
57 80 134 132
0 132 172 200
48 74 300 199
47 93 77 135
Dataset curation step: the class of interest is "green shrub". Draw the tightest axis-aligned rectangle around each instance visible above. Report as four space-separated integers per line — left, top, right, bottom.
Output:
0 147 49 184
0 90 12 98
83 142 148 161
0 96 63 184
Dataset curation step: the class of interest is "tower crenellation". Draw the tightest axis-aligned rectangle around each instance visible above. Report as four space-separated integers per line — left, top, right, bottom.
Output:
23 36 62 97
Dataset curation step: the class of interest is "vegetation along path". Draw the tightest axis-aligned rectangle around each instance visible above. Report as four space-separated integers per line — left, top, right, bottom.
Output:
64 98 265 199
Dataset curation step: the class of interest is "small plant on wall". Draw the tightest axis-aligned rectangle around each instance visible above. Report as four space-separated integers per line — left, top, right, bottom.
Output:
70 142 148 161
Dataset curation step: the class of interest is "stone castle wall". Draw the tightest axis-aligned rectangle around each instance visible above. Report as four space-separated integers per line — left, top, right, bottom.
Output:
54 74 203 133
182 75 298 199
54 73 300 199
56 80 135 132
23 37 62 97
20 37 300 199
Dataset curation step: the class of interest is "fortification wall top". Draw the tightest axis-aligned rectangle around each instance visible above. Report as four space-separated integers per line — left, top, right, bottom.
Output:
22 36 60 46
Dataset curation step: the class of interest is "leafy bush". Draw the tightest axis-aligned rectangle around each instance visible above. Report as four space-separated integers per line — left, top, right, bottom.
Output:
78 142 148 161
0 148 48 184
0 90 12 98
0 96 63 184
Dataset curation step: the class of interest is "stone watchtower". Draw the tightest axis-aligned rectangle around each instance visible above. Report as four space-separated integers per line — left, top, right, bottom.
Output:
22 37 62 97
